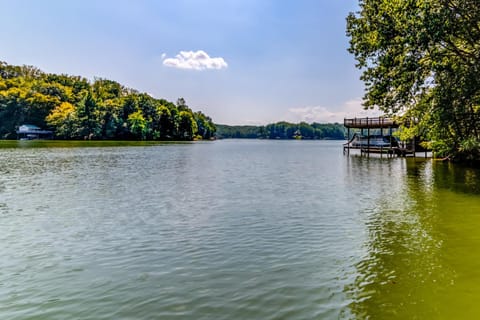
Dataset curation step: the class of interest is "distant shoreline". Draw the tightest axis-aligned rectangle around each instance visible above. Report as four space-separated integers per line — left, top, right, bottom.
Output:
215 123 345 140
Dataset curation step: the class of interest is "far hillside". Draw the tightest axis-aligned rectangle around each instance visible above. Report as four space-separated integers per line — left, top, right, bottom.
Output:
216 122 345 140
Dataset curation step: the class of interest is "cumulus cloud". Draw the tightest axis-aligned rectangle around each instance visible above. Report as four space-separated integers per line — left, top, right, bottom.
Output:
162 50 228 70
286 98 383 123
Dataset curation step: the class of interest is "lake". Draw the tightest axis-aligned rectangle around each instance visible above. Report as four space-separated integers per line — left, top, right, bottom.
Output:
1 139 480 319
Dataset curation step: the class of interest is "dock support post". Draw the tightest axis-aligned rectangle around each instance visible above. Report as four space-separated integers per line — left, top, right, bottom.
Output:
367 126 370 157
347 127 350 155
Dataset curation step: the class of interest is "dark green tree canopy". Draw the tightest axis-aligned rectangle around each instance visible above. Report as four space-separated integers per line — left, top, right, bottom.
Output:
215 122 345 140
347 0 480 161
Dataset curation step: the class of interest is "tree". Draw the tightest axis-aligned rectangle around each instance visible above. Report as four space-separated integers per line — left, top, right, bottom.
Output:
98 98 122 139
298 122 314 139
178 111 198 140
128 110 148 140
77 91 100 138
152 105 172 139
92 78 123 101
347 0 480 161
194 111 216 139
46 102 78 138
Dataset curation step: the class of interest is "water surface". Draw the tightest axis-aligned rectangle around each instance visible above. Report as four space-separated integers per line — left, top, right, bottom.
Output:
1 140 480 319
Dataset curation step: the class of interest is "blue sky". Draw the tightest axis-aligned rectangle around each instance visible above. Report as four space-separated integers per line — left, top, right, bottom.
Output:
0 0 381 125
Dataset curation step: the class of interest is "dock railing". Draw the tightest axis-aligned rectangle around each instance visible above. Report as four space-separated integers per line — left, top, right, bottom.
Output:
344 117 399 128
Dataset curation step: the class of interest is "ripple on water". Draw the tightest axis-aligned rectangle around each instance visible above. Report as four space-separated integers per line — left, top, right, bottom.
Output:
3 141 479 319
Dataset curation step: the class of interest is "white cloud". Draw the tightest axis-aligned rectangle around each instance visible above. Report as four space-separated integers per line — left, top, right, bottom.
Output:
287 106 340 123
162 50 228 70
244 119 266 126
285 98 384 123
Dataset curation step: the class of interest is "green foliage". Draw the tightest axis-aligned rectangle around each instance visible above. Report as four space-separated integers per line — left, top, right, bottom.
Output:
194 111 216 139
215 125 261 139
45 102 78 139
178 111 198 140
216 122 345 140
77 91 101 139
347 0 480 161
128 110 148 140
459 138 480 161
0 61 215 141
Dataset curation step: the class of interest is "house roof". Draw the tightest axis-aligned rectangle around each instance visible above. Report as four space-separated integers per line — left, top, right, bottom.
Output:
19 124 41 129
17 124 53 134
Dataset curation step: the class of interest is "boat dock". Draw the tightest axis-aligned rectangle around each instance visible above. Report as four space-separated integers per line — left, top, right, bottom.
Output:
343 117 428 158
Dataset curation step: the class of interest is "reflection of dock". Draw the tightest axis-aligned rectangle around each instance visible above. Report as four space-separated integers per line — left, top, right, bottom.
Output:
357 146 415 157
343 117 428 158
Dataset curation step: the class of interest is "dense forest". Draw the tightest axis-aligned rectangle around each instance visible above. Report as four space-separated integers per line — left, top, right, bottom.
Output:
347 0 480 162
216 122 345 139
0 61 215 140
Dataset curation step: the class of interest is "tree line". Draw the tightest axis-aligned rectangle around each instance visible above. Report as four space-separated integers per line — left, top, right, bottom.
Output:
0 61 215 140
215 122 345 139
347 0 480 162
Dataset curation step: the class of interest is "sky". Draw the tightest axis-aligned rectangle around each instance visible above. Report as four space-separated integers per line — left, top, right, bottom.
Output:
0 0 382 125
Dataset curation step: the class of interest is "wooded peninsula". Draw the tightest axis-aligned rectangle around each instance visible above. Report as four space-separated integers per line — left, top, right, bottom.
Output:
0 61 215 141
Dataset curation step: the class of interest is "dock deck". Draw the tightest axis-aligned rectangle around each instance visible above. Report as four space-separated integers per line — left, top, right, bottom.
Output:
344 117 399 129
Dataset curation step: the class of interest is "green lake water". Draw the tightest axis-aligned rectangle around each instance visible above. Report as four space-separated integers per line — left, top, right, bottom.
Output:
1 139 480 319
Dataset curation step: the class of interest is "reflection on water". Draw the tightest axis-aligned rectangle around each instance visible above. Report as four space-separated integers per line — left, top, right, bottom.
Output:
347 158 480 319
0 140 191 149
433 162 480 195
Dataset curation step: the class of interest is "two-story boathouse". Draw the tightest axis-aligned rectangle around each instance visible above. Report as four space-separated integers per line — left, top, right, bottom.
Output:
343 117 428 157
